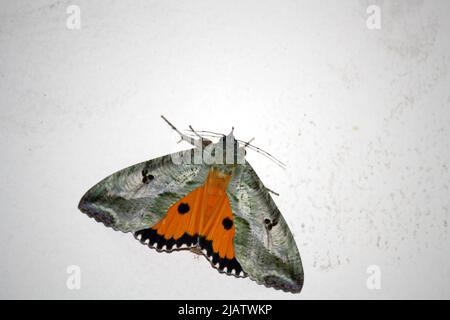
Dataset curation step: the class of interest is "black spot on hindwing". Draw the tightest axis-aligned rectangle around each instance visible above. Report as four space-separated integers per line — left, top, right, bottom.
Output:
177 202 190 214
222 217 233 230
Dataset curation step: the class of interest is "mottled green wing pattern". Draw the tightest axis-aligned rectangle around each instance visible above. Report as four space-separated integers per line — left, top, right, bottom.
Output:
228 162 304 293
78 149 209 232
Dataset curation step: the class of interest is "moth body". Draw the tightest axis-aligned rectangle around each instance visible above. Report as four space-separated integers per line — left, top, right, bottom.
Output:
78 118 304 293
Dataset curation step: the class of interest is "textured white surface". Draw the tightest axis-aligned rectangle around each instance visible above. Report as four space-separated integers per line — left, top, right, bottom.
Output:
0 0 449 299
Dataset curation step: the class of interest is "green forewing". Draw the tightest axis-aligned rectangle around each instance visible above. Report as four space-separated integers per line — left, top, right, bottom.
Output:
78 149 209 232
228 163 304 293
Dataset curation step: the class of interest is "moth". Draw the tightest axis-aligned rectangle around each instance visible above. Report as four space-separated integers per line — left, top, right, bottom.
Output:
78 116 304 293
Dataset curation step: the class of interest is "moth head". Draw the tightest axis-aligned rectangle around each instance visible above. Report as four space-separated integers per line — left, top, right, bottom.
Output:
209 127 246 166
218 127 238 147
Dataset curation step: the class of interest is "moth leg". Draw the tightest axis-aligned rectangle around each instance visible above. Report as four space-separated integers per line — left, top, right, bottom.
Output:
188 125 213 147
243 137 255 148
265 186 279 196
161 115 202 148
190 247 203 256
239 147 279 196
189 125 202 139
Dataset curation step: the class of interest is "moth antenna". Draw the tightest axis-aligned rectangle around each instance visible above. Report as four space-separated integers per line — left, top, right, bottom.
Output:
180 124 286 168
184 132 214 140
237 139 286 169
161 115 197 146
183 132 199 138
192 130 226 138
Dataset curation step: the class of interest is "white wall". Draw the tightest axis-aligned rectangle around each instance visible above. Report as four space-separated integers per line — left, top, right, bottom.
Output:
0 0 449 299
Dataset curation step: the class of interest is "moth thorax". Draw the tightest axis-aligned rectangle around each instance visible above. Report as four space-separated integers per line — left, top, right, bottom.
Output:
206 168 232 192
208 134 245 165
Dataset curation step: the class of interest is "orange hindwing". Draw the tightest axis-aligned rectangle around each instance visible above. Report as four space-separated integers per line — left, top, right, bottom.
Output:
135 168 244 276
